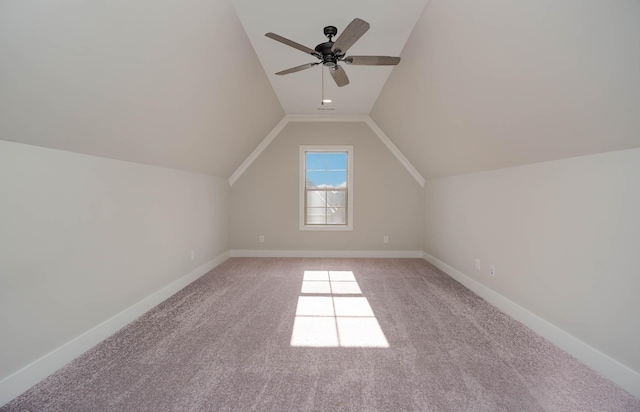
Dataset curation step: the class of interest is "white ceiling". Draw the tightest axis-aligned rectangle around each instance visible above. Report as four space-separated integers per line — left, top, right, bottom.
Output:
231 0 429 115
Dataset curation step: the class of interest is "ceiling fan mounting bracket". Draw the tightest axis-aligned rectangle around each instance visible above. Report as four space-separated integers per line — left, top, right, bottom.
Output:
323 25 338 40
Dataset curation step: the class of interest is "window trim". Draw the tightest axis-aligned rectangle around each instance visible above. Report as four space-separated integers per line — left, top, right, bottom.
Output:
299 145 353 231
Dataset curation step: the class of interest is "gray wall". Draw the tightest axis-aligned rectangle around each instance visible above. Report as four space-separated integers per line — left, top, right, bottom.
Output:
423 147 640 373
0 140 229 381
230 122 423 251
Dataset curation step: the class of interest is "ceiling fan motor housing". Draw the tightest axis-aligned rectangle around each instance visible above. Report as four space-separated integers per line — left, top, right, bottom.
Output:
315 41 338 66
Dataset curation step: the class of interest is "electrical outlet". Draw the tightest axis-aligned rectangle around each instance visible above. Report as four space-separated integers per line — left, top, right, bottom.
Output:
259 235 264 243
190 250 195 261
475 259 481 271
489 266 496 277
383 236 389 244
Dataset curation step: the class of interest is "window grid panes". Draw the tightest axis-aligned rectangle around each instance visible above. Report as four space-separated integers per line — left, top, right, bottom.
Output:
304 151 348 226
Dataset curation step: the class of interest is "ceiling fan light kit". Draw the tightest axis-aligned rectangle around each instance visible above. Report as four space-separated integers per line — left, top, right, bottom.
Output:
266 18 401 89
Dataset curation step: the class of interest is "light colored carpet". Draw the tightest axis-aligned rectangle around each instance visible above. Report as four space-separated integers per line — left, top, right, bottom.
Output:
3 258 639 411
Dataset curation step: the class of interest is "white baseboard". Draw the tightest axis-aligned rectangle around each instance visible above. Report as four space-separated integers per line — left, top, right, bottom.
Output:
422 251 640 399
0 251 230 408
230 249 424 258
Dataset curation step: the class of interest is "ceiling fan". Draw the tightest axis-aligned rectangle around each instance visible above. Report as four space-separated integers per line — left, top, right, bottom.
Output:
265 18 401 87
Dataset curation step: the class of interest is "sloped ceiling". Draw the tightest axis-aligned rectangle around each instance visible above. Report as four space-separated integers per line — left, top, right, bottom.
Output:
2 1 639 181
0 0 283 177
372 0 640 179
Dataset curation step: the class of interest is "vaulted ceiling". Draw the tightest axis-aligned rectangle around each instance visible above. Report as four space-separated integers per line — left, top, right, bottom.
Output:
1 1 639 180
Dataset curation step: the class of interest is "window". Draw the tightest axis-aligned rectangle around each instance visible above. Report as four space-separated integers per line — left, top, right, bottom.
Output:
299 145 353 231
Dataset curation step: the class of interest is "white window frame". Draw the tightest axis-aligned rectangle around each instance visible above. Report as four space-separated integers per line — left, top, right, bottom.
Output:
299 145 353 231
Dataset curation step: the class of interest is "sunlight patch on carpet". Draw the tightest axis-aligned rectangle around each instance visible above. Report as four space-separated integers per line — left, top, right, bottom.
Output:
290 270 389 348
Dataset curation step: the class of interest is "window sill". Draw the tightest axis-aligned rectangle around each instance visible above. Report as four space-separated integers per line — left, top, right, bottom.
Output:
300 224 353 231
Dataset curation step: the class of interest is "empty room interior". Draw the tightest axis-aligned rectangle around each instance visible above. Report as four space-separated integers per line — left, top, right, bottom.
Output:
1 0 639 410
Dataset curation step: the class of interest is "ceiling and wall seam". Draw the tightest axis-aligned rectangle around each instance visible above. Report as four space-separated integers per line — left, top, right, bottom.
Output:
227 115 425 187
